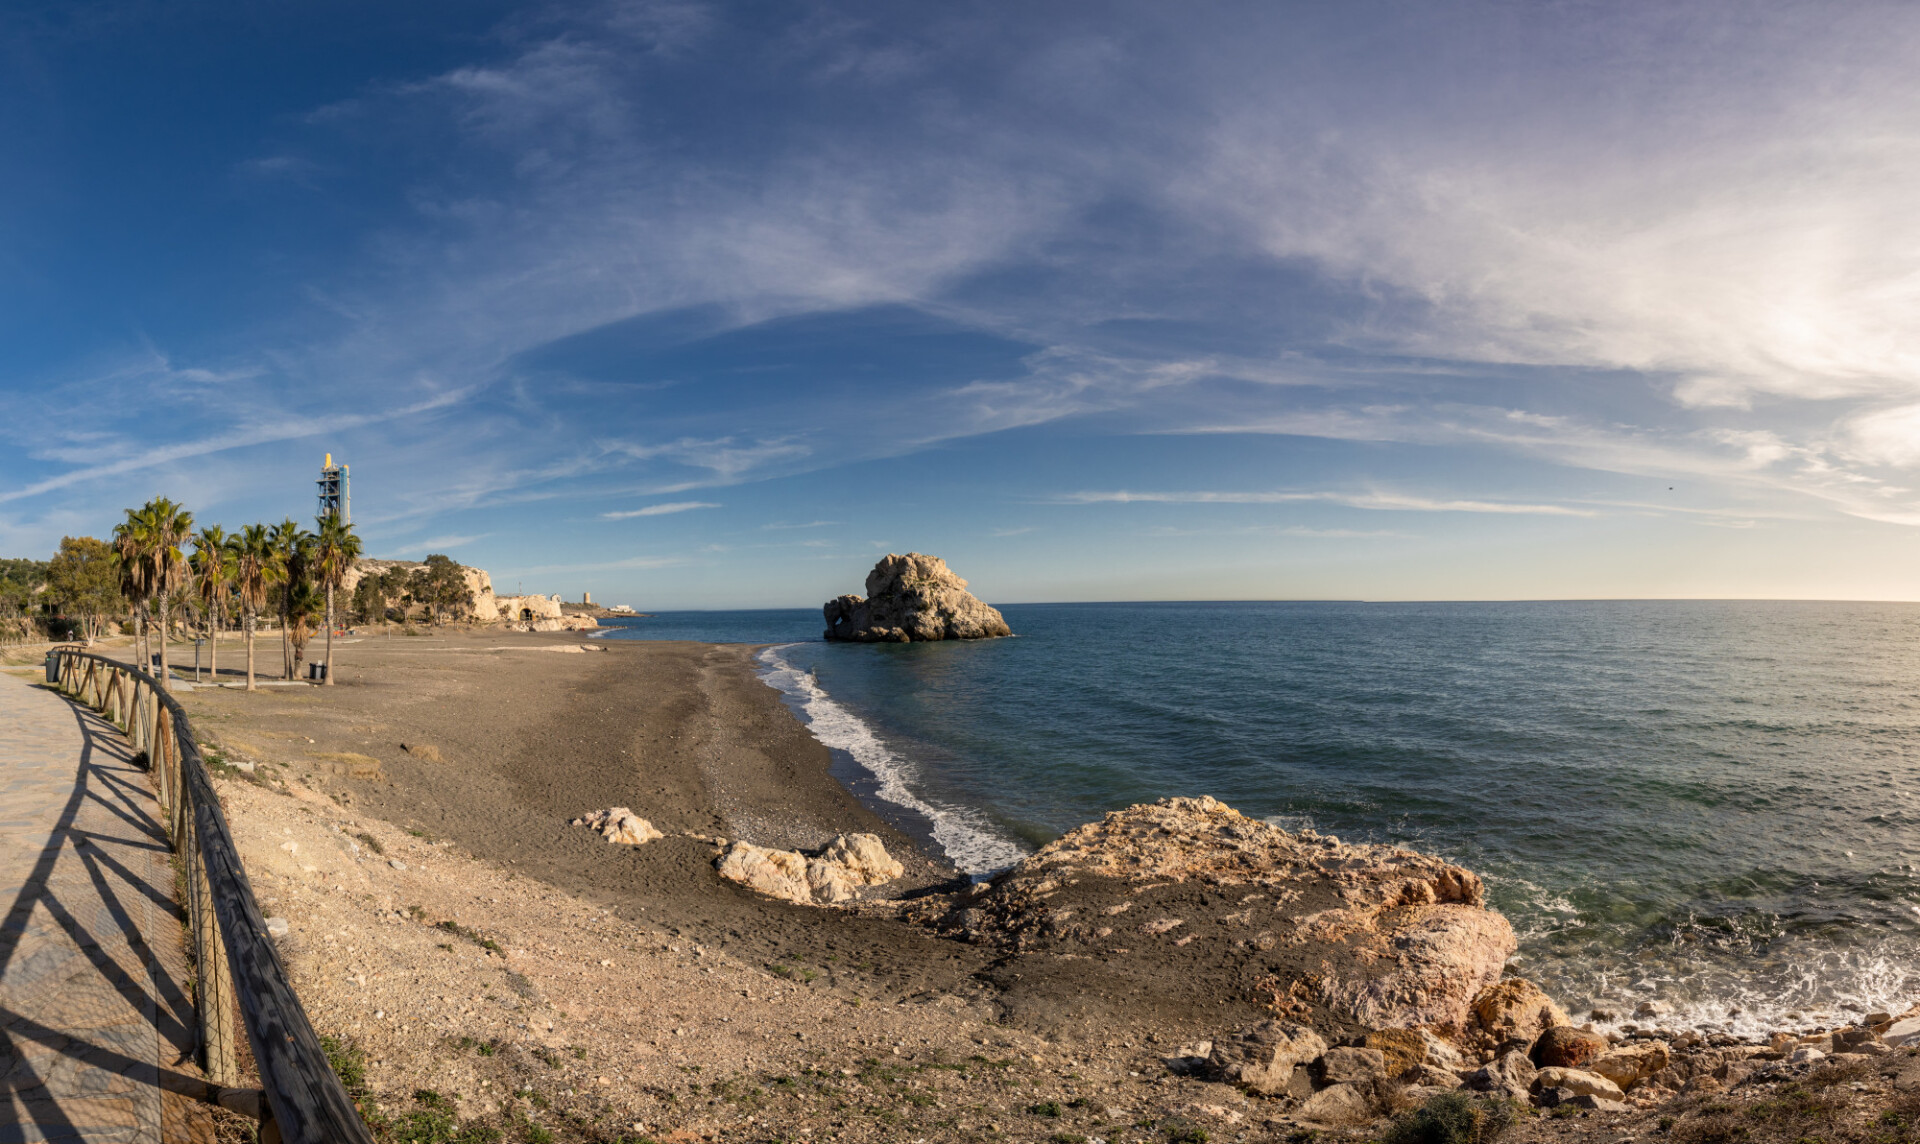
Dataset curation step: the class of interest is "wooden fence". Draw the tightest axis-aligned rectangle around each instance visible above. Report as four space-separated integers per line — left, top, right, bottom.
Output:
47 648 373 1144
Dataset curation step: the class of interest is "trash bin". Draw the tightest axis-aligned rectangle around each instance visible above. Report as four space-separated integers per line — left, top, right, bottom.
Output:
307 662 328 681
44 651 60 684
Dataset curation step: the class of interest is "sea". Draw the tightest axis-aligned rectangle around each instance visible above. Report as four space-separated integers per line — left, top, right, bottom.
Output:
594 601 1920 1036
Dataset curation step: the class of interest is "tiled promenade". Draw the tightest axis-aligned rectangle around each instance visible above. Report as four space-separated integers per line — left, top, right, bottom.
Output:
0 669 207 1143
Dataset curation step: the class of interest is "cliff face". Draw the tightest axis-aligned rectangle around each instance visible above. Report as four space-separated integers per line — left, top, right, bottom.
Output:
344 559 597 630
342 559 496 616
822 553 1012 642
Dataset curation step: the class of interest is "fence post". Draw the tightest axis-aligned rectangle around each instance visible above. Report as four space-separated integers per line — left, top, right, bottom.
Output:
189 814 239 1084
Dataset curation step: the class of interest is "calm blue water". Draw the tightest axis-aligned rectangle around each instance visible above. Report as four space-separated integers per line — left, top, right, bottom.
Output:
597 602 1920 1032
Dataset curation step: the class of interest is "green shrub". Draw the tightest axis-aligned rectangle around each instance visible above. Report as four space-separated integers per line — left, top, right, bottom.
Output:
1381 1091 1519 1144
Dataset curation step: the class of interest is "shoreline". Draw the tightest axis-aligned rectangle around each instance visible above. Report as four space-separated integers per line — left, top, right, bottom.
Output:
91 628 1918 1141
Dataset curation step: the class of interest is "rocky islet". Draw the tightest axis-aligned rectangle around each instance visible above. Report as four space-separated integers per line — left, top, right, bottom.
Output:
821 552 1012 642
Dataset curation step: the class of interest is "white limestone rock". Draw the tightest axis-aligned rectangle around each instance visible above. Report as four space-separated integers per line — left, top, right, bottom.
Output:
822 833 905 884
716 835 905 906
573 808 664 846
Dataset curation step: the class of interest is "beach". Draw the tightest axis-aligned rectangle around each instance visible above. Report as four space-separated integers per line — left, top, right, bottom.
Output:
134 627 1920 1143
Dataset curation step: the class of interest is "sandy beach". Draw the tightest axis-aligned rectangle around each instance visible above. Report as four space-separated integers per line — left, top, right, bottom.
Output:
27 628 1898 1144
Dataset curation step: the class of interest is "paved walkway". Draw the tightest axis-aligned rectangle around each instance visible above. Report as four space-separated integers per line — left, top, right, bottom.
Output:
0 670 207 1143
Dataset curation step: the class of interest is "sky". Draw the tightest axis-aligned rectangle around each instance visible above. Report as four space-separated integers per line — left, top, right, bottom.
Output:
5 1 1920 608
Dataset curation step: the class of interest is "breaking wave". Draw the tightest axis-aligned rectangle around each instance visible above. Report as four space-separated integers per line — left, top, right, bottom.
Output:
755 645 1028 876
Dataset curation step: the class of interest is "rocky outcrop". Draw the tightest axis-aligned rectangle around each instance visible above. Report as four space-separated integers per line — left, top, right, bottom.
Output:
913 796 1514 1038
716 833 904 906
1205 1021 1326 1096
822 553 1011 642
572 808 663 846
1588 1041 1669 1091
344 559 600 630
1467 977 1569 1051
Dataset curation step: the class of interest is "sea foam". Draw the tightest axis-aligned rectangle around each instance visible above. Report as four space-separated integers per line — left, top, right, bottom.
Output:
755 646 1028 876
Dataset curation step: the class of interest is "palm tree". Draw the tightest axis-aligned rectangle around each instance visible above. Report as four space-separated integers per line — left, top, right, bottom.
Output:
140 498 194 690
312 513 362 686
268 519 310 679
231 525 277 692
112 506 157 672
190 525 230 684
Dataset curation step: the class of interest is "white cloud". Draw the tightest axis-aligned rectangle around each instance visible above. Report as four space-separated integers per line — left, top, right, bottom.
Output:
1845 404 1920 469
1172 9 1920 409
1059 489 1592 516
601 501 720 518
410 534 487 552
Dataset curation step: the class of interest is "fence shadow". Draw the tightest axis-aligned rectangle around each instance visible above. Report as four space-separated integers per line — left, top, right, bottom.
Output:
0 687 201 1138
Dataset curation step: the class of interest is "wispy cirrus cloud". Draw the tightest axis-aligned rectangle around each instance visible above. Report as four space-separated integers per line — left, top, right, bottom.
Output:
0 387 471 505
1059 490 1593 516
601 501 720 518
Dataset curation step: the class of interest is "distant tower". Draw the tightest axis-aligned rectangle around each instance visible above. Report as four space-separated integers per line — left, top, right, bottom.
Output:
318 454 350 523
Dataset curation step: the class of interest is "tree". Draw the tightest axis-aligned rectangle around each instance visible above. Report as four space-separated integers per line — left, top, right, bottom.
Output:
378 567 411 627
1 558 50 637
408 554 474 627
139 498 194 690
269 519 313 679
190 525 231 682
46 537 119 642
312 513 362 686
231 524 278 692
286 578 323 673
112 506 156 671
349 575 380 625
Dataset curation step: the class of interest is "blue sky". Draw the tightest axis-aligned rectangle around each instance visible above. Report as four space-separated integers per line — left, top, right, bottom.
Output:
6 1 1920 607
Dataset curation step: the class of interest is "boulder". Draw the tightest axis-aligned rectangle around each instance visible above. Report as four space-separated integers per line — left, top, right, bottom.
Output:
1465 1052 1537 1101
1588 1042 1670 1091
715 836 904 906
822 553 1012 642
1316 1047 1391 1086
1531 1068 1625 1103
1363 1028 1464 1076
1163 1042 1215 1076
919 796 1516 1037
1206 1021 1328 1096
1361 1029 1427 1077
1884 1017 1920 1048
1295 1083 1375 1126
1531 1025 1608 1069
1404 1064 1462 1090
717 842 812 902
805 860 856 904
821 833 905 883
1469 979 1570 1049
571 808 663 846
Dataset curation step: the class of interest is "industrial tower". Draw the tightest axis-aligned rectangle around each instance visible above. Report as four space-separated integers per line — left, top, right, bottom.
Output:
317 454 350 523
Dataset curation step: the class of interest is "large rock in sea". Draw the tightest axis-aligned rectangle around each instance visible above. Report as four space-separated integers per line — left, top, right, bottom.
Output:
909 796 1516 1039
822 553 1012 642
